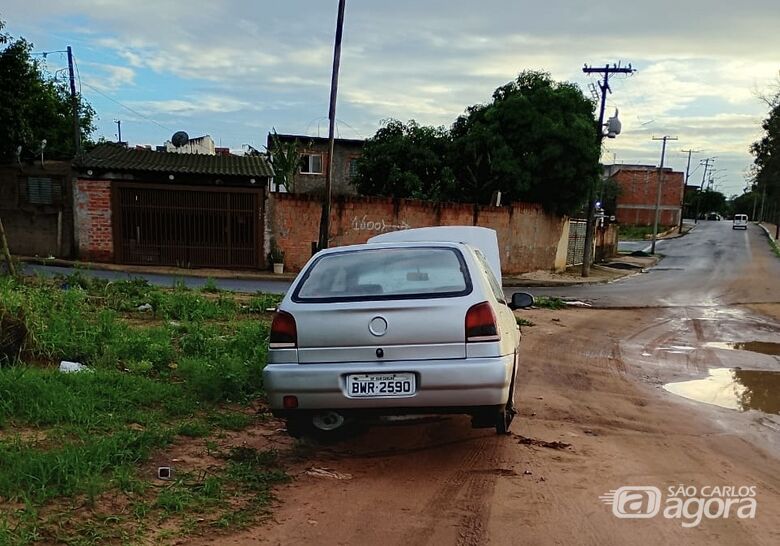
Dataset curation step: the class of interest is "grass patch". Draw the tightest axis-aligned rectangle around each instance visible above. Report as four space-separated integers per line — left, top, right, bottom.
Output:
515 317 535 327
0 273 288 543
533 296 566 310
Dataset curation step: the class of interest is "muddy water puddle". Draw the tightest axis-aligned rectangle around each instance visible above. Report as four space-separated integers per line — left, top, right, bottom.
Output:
664 368 780 414
705 341 780 356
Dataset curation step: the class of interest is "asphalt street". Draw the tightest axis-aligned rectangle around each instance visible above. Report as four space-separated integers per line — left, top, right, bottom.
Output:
20 221 780 307
507 220 780 307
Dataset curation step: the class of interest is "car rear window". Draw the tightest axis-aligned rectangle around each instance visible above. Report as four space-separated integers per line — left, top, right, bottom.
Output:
292 247 472 302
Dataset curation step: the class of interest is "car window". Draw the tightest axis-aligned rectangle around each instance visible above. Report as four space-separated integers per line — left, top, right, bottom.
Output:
473 249 505 304
293 247 472 302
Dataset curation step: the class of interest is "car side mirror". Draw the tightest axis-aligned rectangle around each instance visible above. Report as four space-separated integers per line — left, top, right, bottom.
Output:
509 292 534 310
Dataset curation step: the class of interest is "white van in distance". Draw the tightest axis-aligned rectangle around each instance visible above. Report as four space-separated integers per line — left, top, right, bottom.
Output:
733 214 748 230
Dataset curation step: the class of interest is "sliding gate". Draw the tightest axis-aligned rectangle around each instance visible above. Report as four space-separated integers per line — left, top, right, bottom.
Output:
114 184 263 268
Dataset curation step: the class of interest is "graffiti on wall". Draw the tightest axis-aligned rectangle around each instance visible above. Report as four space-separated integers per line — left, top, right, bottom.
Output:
351 215 411 232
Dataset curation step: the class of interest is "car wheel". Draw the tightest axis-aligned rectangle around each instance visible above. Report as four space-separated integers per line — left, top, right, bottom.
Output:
496 364 517 435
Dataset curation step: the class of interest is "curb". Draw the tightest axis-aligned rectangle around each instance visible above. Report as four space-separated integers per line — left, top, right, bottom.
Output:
503 257 660 288
16 256 298 282
757 223 780 255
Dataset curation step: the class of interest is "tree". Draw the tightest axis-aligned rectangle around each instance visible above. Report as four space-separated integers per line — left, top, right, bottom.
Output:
729 190 760 218
450 71 600 214
265 130 307 193
353 119 457 201
353 72 600 215
686 189 727 217
0 20 95 161
751 87 780 224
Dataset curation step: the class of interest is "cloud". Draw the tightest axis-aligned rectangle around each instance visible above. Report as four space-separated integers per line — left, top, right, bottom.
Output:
80 61 136 92
4 0 778 195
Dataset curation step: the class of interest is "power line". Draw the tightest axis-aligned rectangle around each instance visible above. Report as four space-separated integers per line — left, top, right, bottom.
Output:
79 80 174 132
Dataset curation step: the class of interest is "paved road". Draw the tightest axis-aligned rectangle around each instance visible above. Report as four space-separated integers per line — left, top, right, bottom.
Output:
21 263 290 294
506 221 780 307
21 221 779 307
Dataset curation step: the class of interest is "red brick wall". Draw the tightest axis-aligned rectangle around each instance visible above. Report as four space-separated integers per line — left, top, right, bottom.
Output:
74 179 114 261
268 194 567 275
613 167 684 226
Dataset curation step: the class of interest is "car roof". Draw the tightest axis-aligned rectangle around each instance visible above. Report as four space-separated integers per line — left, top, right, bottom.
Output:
368 227 502 284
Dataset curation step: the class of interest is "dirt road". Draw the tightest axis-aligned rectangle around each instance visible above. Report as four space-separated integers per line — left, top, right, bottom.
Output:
186 225 780 545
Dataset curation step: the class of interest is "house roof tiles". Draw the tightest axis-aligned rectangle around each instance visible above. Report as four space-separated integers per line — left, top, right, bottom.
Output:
77 144 274 178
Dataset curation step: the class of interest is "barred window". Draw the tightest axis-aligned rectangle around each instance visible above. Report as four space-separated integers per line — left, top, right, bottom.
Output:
26 177 61 205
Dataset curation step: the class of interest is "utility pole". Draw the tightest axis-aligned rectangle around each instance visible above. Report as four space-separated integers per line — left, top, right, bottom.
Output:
318 0 347 252
66 46 80 155
651 136 678 254
680 148 699 233
115 119 122 144
700 158 714 190
581 62 635 277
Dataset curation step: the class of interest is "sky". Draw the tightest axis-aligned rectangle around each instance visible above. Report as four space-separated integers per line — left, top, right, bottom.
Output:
3 0 779 197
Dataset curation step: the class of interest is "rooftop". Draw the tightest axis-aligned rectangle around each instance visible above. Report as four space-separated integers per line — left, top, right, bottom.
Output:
268 133 364 147
77 144 274 178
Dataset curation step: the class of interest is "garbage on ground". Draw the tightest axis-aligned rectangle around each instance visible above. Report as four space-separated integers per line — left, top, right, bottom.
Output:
305 467 353 480
564 300 592 308
59 361 91 373
137 303 153 312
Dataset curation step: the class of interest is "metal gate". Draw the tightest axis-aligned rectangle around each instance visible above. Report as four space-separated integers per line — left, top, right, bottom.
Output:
566 219 587 266
114 184 263 268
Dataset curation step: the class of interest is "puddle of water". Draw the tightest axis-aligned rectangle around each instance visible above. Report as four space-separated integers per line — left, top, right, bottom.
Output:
664 368 780 414
705 341 780 357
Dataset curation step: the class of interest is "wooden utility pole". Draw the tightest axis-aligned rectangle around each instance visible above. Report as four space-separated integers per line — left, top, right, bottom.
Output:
680 149 700 233
318 0 347 251
581 63 635 276
67 46 80 155
651 136 678 254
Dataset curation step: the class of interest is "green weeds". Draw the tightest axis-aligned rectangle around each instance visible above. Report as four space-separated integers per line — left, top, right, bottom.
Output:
533 296 566 310
0 274 286 543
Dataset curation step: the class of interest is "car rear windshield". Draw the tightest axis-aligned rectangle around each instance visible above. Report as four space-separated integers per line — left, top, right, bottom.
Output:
292 247 472 302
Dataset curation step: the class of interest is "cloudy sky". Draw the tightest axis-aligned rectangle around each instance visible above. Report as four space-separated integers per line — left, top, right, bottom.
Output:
4 0 779 196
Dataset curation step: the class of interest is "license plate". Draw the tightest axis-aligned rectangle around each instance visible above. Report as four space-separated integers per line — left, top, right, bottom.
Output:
346 373 416 398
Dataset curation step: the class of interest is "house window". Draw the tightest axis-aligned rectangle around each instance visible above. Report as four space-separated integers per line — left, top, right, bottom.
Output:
26 177 61 205
348 158 359 179
300 154 323 174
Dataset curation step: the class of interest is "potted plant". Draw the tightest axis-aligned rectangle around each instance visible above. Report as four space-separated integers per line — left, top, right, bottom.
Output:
269 243 285 274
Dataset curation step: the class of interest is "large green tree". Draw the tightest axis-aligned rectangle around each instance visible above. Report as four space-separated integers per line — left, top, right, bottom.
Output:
0 20 95 161
751 89 780 219
353 119 457 201
353 71 600 215
450 71 600 214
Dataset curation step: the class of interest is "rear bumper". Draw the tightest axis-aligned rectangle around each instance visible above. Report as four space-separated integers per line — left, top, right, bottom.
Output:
263 356 515 414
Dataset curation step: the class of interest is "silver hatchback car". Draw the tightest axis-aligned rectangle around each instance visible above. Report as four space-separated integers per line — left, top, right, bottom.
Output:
263 227 533 438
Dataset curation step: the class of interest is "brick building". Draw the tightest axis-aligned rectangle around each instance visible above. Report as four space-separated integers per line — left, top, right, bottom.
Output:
74 144 273 268
266 133 363 195
0 160 74 258
606 164 685 226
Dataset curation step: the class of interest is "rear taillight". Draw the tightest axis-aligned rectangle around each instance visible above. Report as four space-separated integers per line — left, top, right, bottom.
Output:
465 302 500 342
270 311 297 348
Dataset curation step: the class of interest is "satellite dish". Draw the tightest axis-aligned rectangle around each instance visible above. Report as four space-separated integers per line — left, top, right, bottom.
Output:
171 131 189 147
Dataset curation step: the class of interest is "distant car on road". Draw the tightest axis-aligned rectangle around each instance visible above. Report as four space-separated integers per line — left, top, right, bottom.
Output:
706 212 722 221
263 227 534 438
732 214 748 230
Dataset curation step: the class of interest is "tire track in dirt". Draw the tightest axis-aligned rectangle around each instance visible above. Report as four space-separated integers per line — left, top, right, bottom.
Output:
400 433 495 546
